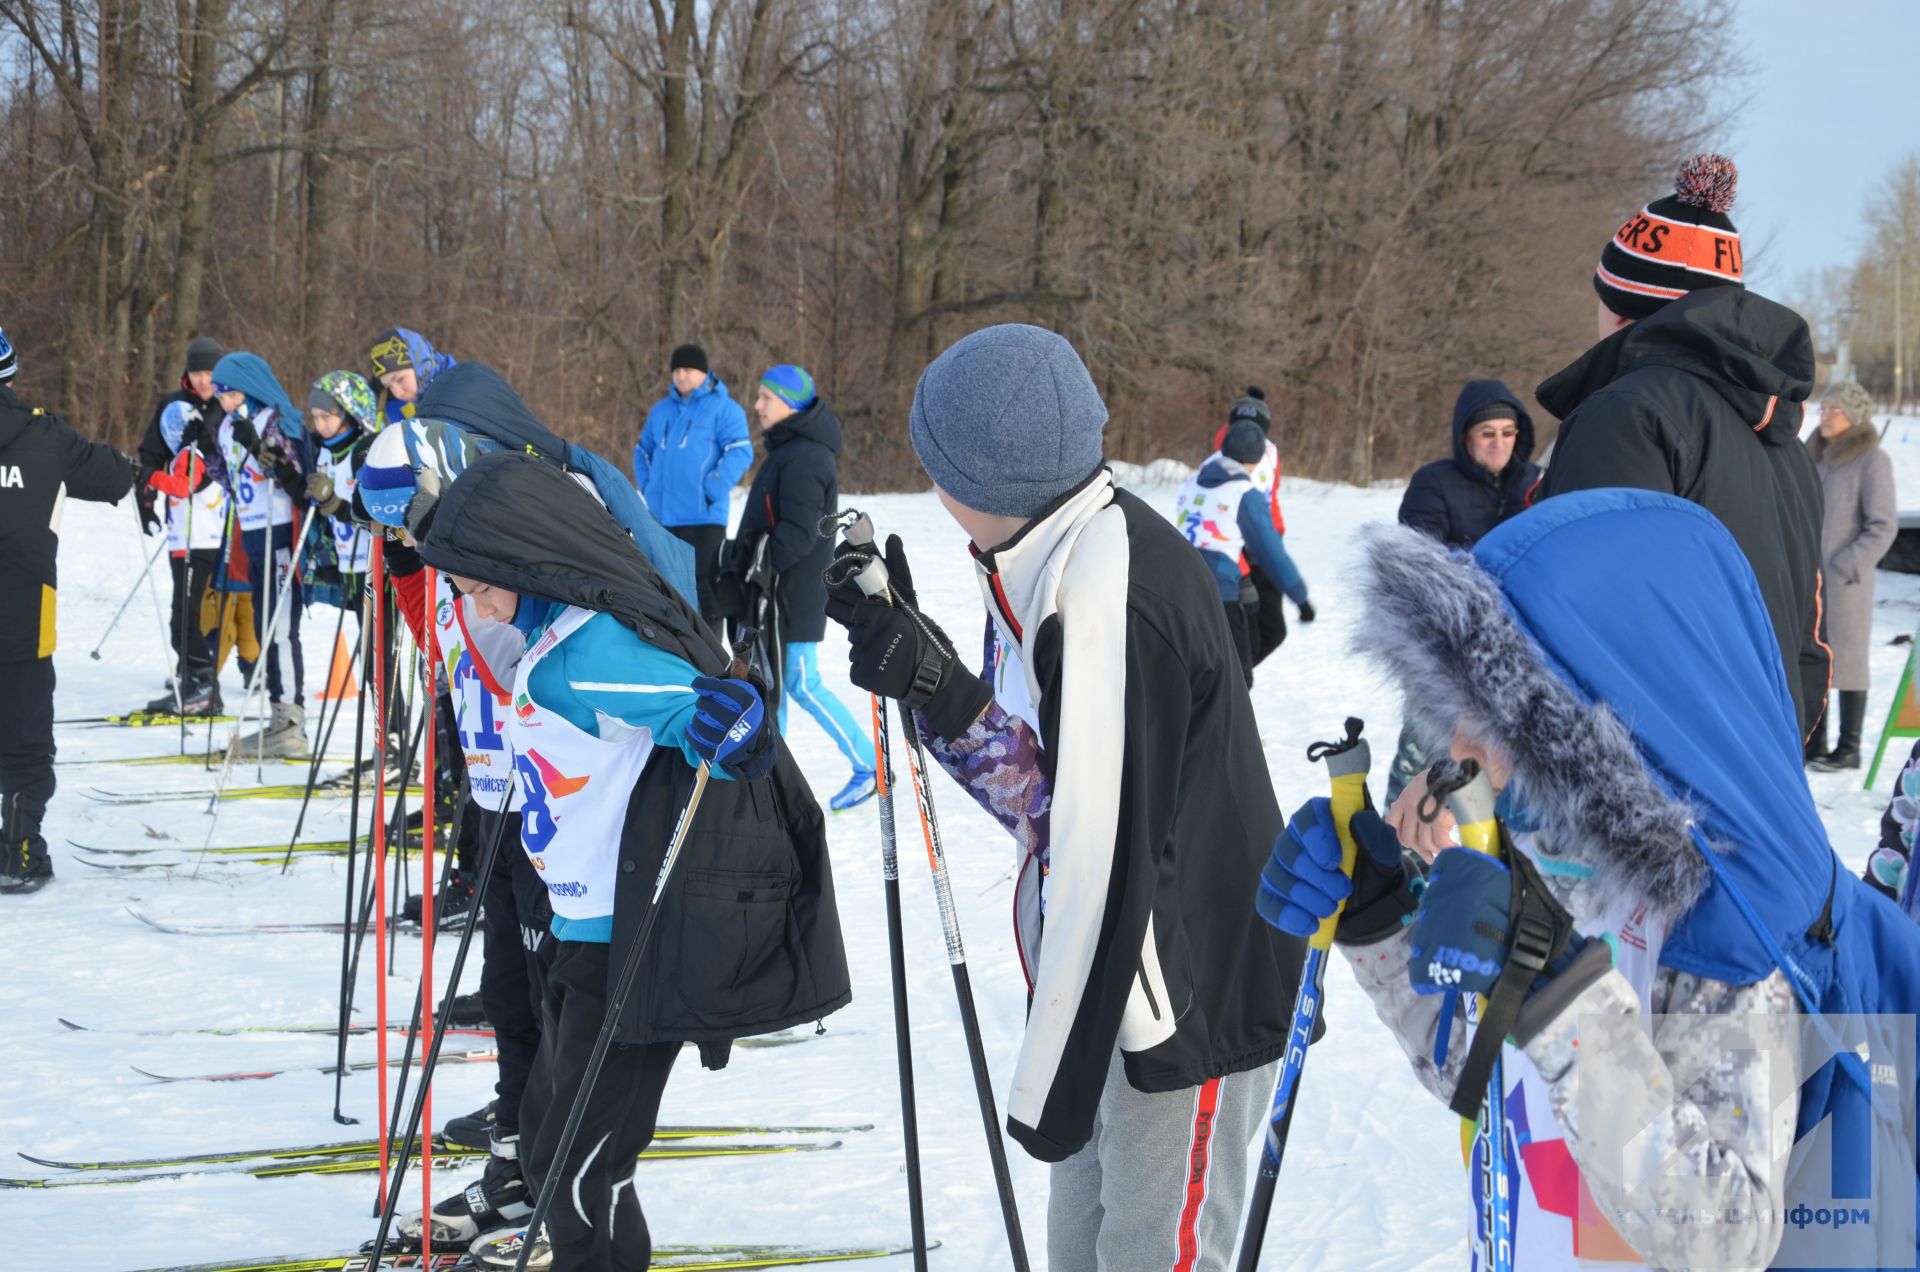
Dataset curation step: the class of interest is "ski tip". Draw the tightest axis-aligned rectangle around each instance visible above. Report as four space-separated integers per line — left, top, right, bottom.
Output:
56 1017 87 1031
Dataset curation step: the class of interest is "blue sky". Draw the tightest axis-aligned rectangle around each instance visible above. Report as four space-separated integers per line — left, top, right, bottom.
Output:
1725 0 1918 295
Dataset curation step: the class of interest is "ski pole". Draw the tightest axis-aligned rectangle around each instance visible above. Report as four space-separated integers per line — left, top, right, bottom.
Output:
510 763 714 1272
417 565 440 1264
1426 759 1514 1272
281 598 359 873
175 486 195 754
1235 717 1370 1271
872 695 929 1271
830 509 1030 1271
367 780 519 1262
202 512 317 821
91 535 168 661
332 572 377 1125
371 537 394 1207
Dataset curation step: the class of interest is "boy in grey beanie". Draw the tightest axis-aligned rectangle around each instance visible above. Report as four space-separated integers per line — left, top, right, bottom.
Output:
827 323 1305 1270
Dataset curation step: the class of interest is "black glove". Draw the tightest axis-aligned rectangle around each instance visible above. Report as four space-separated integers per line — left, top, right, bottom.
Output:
178 405 208 453
135 478 161 535
228 413 260 453
826 535 989 740
1296 599 1316 624
711 573 747 621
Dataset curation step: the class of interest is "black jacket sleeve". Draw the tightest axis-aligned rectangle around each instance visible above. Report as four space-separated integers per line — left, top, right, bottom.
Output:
1397 468 1453 544
768 446 832 575
56 415 136 505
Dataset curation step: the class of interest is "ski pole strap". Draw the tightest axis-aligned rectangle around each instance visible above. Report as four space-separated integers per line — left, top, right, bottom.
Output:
1309 717 1369 952
1446 862 1558 1119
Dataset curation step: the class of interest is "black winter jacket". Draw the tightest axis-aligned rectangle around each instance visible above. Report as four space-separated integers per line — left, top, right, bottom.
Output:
732 400 843 644
1398 379 1541 549
133 386 212 532
1538 287 1827 734
0 386 135 661
968 467 1307 1161
415 452 852 1058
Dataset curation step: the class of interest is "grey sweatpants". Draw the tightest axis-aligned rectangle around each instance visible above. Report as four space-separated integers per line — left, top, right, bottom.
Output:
1047 1048 1281 1272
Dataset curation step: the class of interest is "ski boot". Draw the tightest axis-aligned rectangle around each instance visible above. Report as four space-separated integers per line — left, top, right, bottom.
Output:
829 769 877 813
0 793 51 895
445 990 489 1028
443 1098 496 1149
471 1224 551 1270
399 1127 531 1250
230 701 309 759
402 867 479 927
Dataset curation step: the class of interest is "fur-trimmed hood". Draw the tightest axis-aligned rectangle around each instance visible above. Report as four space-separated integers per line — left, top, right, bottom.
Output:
1357 488 1838 980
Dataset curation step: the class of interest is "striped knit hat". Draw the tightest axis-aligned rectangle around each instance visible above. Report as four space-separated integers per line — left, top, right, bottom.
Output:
0 327 15 384
1595 153 1744 321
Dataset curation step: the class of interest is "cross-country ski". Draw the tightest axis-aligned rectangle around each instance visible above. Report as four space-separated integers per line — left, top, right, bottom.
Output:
7 57 1916 1269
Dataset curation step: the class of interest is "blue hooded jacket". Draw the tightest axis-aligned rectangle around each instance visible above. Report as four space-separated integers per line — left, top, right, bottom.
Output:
632 376 752 528
1359 488 1920 1268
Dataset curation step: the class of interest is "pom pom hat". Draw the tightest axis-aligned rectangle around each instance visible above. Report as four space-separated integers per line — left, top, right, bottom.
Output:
1595 153 1745 321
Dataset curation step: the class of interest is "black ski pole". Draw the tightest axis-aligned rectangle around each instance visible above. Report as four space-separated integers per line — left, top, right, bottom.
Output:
828 509 1029 1269
282 599 358 873
870 695 929 1271
367 785 518 1252
92 534 168 662
332 580 378 1124
509 764 714 1272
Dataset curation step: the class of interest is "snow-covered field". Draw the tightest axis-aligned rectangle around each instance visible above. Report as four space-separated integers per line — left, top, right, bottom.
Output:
7 468 1914 1270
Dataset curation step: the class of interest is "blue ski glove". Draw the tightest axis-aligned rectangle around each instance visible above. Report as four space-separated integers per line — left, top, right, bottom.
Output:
1408 848 1588 1000
689 675 775 781
1258 799 1417 945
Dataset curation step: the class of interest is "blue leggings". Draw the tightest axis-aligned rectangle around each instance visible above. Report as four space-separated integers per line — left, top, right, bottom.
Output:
780 642 874 772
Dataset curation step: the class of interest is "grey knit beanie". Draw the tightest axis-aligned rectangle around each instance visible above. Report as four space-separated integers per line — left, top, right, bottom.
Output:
909 324 1108 518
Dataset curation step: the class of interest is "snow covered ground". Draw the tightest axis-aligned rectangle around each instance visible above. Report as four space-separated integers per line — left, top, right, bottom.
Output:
7 469 1914 1270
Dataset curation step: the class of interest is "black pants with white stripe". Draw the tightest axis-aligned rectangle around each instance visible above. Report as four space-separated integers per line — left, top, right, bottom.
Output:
520 941 680 1272
475 806 549 1133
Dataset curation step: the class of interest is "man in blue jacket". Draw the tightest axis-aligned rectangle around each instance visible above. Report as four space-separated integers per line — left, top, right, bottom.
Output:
632 344 752 623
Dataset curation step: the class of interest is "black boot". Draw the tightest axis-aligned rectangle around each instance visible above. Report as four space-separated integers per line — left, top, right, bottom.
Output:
1811 690 1867 771
175 669 223 718
1804 697 1832 765
0 792 52 894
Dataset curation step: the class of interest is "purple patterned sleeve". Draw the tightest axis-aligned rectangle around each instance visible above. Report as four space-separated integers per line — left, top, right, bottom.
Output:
920 700 1051 863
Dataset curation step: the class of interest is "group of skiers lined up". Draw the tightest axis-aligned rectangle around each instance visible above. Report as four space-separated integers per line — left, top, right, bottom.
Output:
3 146 1919 1272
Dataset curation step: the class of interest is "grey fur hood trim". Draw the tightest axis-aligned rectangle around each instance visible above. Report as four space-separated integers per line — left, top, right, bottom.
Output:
1354 522 1710 919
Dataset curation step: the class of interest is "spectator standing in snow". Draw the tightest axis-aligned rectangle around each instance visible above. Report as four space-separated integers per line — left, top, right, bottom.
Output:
717 364 878 811
1385 378 1540 800
1175 418 1312 684
1806 378 1897 770
1210 386 1299 662
132 336 229 717
632 343 752 625
1398 380 1540 549
0 329 135 892
825 323 1304 1268
1534 152 1827 739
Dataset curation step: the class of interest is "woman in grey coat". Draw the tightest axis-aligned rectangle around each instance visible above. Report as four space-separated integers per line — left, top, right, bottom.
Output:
1807 378 1898 769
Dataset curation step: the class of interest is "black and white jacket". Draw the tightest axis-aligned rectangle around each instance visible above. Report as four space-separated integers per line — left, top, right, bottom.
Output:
952 466 1306 1161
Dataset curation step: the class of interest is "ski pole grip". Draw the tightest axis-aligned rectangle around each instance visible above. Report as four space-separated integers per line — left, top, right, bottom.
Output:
1308 718 1370 952
1432 759 1500 861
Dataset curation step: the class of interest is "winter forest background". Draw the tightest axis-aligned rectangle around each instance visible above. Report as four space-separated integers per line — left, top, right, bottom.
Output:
0 0 1915 486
